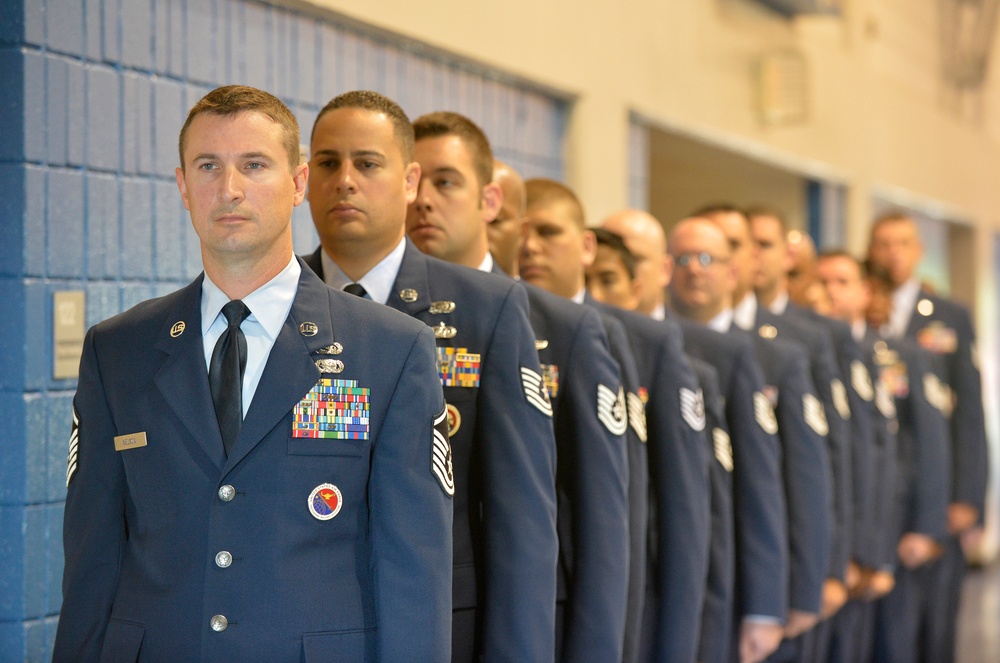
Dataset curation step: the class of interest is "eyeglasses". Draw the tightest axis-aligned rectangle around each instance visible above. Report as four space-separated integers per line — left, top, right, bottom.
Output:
673 252 728 268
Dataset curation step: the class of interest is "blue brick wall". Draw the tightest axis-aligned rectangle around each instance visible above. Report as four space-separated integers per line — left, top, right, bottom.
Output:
0 0 567 659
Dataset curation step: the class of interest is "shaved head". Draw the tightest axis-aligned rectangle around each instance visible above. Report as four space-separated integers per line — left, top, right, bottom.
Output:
489 160 526 276
601 209 669 315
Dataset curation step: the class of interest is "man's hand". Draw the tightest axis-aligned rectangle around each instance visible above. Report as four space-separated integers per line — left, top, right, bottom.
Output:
898 532 942 570
948 503 979 535
820 578 848 619
866 569 896 599
845 561 863 592
783 609 819 638
739 620 784 663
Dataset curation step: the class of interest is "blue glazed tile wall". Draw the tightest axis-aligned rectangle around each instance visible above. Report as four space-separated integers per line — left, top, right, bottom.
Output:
1 1 567 659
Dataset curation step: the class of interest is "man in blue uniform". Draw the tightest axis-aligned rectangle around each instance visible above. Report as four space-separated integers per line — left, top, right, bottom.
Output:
303 91 559 662
817 251 950 663
587 227 733 663
668 216 833 663
403 111 631 663
54 85 453 662
868 211 985 663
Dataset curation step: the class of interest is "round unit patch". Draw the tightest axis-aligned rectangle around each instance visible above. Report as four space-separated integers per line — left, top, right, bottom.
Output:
308 483 343 521
446 403 462 437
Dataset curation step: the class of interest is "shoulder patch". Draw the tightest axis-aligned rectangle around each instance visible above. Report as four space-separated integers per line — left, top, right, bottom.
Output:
851 360 874 401
66 407 79 488
713 428 734 472
521 366 554 417
679 387 706 432
431 406 455 497
831 378 851 420
803 393 829 436
597 384 628 436
754 391 779 435
627 392 648 443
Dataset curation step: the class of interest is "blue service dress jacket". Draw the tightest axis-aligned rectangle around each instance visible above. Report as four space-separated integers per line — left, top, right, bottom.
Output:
54 261 453 663
689 357 736 663
676 317 789 625
304 243 559 662
902 290 987 514
521 286 631 663
594 302 712 663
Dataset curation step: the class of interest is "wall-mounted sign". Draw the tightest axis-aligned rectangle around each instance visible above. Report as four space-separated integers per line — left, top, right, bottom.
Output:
54 291 86 379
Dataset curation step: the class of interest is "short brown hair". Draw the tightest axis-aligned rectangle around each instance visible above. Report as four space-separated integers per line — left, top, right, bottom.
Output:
524 178 586 228
178 85 301 169
313 90 415 162
745 204 789 233
869 209 916 240
413 111 494 188
593 228 637 279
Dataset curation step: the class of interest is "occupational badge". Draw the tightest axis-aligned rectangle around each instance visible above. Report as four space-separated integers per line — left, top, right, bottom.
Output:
521 366 553 417
292 378 370 440
308 483 343 521
597 384 628 436
432 406 455 497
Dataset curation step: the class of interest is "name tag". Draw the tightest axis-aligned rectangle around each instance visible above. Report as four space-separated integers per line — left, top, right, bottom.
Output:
114 431 148 451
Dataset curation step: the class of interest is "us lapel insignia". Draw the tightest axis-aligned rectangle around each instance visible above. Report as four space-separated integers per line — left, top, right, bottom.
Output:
293 378 370 439
399 288 418 303
917 298 934 317
299 322 319 337
170 321 185 337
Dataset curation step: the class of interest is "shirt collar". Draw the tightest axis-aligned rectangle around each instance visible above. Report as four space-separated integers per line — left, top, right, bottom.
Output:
477 252 494 273
707 307 735 333
571 287 586 304
650 302 666 321
767 291 789 315
321 238 406 305
887 277 921 338
201 255 300 340
851 319 867 342
732 292 757 331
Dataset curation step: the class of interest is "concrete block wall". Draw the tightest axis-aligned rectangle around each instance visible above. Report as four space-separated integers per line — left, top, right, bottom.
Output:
0 0 567 660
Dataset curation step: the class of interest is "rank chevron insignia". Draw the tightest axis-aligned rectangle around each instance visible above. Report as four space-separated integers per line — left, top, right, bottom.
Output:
66 406 79 488
431 406 455 497
851 360 874 401
626 392 647 442
679 387 706 432
754 391 778 435
803 392 829 436
713 428 734 472
521 367 553 417
597 384 628 436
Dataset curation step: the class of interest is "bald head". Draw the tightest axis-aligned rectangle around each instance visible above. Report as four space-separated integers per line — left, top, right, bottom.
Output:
489 160 525 276
601 209 669 316
667 217 735 323
785 230 823 309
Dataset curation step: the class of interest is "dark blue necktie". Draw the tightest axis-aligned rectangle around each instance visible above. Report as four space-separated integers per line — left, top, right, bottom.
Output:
209 300 250 456
344 283 368 298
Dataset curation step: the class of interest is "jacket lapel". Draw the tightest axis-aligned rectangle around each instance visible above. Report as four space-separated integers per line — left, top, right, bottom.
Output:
223 261 334 473
386 239 433 317
153 276 227 470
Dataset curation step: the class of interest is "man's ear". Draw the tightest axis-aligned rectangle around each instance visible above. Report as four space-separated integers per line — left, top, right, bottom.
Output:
581 229 597 268
481 181 503 224
176 167 191 212
404 162 421 205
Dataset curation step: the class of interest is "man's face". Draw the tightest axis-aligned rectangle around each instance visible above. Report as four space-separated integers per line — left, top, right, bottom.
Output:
586 244 639 310
868 218 923 287
816 256 868 323
600 212 669 316
307 108 419 254
407 135 496 264
519 200 590 299
176 110 306 267
709 211 756 301
668 221 733 320
488 169 525 276
750 215 790 294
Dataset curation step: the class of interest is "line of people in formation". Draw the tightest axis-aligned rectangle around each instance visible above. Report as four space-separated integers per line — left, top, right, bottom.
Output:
53 84 987 663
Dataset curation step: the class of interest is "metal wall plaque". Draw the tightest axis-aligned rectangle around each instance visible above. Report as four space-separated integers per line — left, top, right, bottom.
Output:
53 291 86 379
